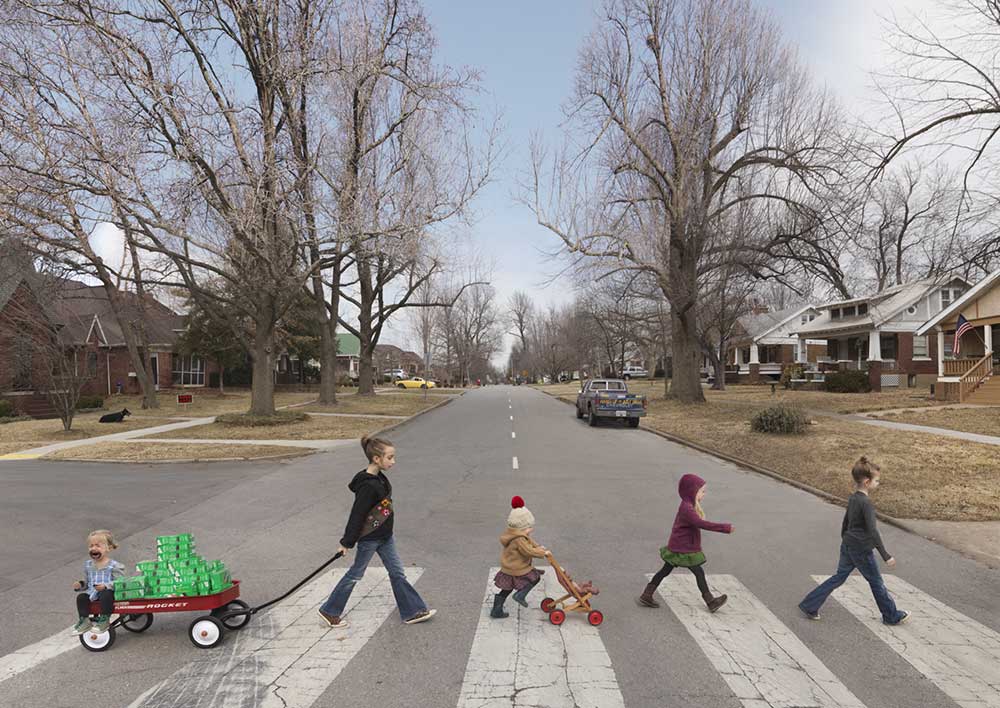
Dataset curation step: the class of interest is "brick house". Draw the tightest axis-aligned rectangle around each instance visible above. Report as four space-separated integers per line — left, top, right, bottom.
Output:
373 343 425 381
1 259 217 415
792 276 970 391
917 268 1000 402
275 332 361 384
725 305 825 383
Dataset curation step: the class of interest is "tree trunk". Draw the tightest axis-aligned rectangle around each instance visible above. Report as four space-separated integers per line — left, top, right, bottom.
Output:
317 333 338 404
250 325 276 416
218 365 225 395
357 350 375 396
666 309 706 403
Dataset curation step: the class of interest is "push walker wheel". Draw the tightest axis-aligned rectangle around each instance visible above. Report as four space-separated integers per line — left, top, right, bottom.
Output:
121 613 154 633
548 609 566 626
540 597 556 613
213 599 251 630
80 626 116 652
588 610 604 626
189 615 225 649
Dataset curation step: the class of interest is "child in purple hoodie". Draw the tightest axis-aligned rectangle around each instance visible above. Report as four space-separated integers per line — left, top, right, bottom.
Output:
637 473 734 612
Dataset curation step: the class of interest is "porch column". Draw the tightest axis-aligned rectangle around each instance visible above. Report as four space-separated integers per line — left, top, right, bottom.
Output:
937 326 945 378
796 339 807 364
986 323 993 354
733 347 739 366
868 329 882 361
749 343 761 384
749 343 760 364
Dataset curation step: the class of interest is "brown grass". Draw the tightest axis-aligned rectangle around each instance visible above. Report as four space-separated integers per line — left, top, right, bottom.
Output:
44 442 305 462
298 393 442 417
0 442 43 455
871 407 1000 438
146 414 388 441
104 391 319 417
0 414 174 444
551 391 1000 521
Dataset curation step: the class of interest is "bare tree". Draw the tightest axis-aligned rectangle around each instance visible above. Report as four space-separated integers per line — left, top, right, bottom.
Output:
527 0 843 403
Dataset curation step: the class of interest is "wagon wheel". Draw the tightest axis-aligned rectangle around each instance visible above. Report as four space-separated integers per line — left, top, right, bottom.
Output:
548 609 566 626
189 616 225 649
213 599 251 630
122 613 154 633
588 610 604 626
540 597 556 613
80 626 116 652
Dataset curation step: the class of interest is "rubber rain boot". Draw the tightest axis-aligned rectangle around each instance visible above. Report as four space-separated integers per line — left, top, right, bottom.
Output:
490 593 509 619
703 592 728 613
636 582 660 608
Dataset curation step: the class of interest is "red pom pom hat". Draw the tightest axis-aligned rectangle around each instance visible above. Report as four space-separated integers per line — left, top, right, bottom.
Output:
507 494 535 529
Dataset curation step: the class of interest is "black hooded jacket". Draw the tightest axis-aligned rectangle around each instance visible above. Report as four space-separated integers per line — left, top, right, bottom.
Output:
340 469 393 548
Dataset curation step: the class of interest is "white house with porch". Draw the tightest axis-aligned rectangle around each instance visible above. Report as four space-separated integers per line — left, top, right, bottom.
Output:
727 305 824 382
917 268 1000 403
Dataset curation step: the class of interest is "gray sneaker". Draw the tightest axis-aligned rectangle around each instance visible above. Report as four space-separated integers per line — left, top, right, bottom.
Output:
70 617 92 636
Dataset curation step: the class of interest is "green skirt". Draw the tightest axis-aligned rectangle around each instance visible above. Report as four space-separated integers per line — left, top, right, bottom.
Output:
659 547 706 567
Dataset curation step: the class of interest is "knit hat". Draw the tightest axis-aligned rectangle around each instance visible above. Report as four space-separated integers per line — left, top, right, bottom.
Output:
506 495 535 529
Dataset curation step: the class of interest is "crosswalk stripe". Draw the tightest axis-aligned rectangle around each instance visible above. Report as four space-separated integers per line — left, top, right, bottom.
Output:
816 574 1000 708
457 566 623 708
655 573 867 708
127 567 419 708
0 624 77 685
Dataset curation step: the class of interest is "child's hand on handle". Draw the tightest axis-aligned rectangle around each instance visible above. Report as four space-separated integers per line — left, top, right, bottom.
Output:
72 581 83 591
95 583 107 591
886 557 896 568
337 545 350 557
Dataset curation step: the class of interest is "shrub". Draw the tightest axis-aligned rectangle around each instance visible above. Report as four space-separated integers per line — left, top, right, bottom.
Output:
216 411 308 427
750 405 809 434
780 365 804 388
824 370 871 394
0 399 15 418
76 395 105 410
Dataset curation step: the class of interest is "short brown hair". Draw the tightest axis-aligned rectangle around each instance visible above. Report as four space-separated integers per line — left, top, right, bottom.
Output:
851 456 880 485
88 529 118 550
361 435 393 462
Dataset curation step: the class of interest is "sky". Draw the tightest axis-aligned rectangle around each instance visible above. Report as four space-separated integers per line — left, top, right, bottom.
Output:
89 0 938 360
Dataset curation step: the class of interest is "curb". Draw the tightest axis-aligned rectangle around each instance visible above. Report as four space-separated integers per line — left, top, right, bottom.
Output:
44 449 315 464
371 394 458 438
538 389 959 555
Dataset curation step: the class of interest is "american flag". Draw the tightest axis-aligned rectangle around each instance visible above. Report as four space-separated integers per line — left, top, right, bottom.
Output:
954 314 973 356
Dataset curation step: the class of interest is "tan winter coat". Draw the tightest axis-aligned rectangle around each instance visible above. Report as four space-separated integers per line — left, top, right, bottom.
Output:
499 527 547 576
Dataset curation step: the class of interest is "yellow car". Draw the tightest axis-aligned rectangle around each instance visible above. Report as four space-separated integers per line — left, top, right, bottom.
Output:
396 377 436 389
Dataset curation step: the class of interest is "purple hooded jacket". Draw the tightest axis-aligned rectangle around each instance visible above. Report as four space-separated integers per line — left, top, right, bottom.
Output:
666 474 732 554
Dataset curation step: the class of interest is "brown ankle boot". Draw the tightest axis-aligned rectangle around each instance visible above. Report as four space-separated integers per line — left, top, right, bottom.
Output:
636 582 660 608
703 592 728 613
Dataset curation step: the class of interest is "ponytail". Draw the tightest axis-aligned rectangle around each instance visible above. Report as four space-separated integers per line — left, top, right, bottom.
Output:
361 435 393 462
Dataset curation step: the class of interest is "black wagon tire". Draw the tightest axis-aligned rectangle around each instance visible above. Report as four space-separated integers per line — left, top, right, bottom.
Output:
189 616 225 649
122 613 154 633
80 626 116 652
588 406 598 427
213 600 251 630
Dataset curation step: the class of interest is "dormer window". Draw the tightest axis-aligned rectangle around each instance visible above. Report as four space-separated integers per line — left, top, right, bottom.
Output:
843 305 856 317
941 289 952 309
857 303 868 316
831 308 841 319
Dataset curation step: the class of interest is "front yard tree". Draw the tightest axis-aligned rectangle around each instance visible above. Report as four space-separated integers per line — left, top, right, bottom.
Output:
528 0 842 402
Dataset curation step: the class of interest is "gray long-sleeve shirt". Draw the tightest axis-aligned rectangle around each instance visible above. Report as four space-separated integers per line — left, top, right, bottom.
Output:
841 491 891 561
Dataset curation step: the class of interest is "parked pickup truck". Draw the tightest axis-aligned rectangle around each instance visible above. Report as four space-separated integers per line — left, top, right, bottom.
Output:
575 378 647 428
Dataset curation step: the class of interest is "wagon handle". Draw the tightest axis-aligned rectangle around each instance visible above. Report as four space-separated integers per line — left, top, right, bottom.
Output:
217 551 345 622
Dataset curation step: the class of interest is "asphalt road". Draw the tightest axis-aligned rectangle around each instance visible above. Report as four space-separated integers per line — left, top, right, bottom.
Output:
1 385 997 708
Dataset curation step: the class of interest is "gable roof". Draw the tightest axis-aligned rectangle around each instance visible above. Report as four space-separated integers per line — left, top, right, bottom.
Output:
53 282 183 346
336 332 360 357
917 268 1000 335
737 305 816 341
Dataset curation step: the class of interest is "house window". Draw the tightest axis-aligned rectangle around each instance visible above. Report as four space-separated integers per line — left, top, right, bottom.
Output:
291 358 300 374
828 339 840 360
801 315 808 325
880 334 897 361
941 289 953 309
857 304 868 316
87 351 98 376
943 335 954 359
913 335 928 358
809 314 816 322
831 309 841 320
843 305 856 317
172 356 205 386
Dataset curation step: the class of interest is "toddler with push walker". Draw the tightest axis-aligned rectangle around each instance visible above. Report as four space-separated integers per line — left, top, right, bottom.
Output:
71 529 125 636
491 496 550 619
637 474 733 613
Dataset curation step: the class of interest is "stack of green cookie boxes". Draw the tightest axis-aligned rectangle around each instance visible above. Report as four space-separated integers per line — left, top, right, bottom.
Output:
116 534 233 600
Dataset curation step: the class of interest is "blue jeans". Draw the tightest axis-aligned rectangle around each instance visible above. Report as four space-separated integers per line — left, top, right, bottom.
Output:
320 536 426 621
799 543 905 624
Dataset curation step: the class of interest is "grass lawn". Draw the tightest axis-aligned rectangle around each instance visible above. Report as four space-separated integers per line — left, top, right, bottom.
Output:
547 389 1000 521
146 414 390 441
0 414 174 445
871 407 1000 438
104 390 319 417
299 393 444 417
44 442 306 461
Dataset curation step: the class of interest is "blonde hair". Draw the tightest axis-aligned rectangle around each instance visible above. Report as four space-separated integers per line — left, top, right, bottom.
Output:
694 500 705 519
851 456 880 486
361 435 393 463
88 529 118 550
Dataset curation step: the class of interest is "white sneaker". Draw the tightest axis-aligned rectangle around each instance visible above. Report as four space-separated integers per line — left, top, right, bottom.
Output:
404 609 436 625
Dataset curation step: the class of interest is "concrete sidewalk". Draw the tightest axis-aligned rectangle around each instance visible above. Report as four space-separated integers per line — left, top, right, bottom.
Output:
131 437 354 450
811 409 1000 447
0 418 216 460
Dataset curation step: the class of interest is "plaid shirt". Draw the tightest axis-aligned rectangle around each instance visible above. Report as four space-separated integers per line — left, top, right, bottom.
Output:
81 559 126 600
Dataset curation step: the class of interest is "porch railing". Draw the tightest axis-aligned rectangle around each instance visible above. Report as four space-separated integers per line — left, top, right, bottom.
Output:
944 359 979 376
959 352 992 403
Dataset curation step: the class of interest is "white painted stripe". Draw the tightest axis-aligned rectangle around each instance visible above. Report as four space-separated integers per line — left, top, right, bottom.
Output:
512 456 519 470
458 567 623 708
655 574 867 707
127 567 421 708
509 415 513 421
511 432 516 439
509 405 512 409
816 574 1000 708
0 624 77 684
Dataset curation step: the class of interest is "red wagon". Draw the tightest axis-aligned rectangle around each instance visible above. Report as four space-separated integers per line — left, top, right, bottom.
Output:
80 580 249 652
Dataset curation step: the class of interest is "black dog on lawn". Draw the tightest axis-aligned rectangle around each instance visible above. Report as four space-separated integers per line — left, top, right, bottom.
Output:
99 408 131 423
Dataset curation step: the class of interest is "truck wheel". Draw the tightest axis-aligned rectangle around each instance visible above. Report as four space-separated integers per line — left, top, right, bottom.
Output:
628 417 640 428
588 406 598 427
623 374 630 380
576 404 583 419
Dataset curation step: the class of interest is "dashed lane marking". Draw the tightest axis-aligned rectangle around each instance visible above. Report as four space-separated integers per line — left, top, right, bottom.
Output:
512 457 519 470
